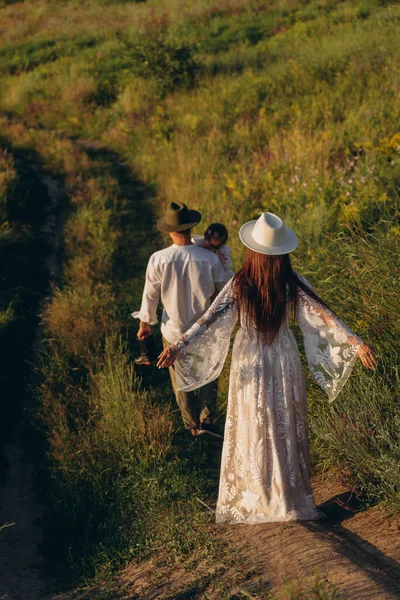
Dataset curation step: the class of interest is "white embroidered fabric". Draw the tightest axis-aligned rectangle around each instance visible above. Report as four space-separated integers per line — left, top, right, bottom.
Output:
174 276 362 524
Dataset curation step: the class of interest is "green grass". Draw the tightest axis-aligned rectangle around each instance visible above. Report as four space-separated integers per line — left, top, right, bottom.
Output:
0 0 399 585
267 572 340 600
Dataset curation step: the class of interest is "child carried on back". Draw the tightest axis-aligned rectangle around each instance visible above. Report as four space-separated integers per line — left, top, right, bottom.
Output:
192 223 234 279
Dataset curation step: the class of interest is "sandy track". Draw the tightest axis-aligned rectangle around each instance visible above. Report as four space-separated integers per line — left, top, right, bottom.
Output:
48 476 400 600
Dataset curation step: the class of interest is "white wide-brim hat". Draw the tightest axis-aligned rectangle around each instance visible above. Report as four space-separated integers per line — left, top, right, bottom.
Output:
239 212 298 255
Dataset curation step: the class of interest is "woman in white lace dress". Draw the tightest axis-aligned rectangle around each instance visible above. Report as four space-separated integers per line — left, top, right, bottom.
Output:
157 213 376 524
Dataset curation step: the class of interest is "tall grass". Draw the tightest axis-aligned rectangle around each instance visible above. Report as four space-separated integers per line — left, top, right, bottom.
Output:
305 229 400 504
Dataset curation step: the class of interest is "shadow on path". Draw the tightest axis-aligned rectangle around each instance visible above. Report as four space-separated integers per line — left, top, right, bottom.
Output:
0 136 68 599
0 138 55 481
297 491 400 596
75 140 170 391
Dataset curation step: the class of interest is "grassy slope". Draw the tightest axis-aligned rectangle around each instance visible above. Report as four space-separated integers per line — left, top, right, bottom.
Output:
0 0 399 585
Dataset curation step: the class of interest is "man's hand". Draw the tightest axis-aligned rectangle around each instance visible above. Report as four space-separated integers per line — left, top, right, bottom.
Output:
157 345 180 369
137 322 151 340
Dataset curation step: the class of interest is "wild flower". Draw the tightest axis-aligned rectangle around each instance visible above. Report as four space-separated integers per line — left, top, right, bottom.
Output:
348 179 353 184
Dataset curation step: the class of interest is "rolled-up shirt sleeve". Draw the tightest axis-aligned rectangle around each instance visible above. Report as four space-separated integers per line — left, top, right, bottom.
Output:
131 255 161 325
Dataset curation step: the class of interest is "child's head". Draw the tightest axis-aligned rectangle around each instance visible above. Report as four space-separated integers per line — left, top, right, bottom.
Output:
204 223 228 249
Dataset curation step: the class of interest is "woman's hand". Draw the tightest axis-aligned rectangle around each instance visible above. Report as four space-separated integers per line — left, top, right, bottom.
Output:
157 345 180 369
358 343 377 369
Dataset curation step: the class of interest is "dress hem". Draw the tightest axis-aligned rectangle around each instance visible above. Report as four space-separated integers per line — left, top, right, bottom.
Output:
216 509 326 525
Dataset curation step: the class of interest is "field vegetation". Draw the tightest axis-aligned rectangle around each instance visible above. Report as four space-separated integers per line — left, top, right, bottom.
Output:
0 0 399 587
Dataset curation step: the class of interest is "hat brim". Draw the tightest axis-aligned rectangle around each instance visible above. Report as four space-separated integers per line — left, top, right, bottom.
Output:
239 220 298 255
157 210 201 232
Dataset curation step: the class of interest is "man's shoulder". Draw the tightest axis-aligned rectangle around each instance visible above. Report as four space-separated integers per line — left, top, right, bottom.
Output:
150 245 219 265
188 244 220 263
149 246 176 264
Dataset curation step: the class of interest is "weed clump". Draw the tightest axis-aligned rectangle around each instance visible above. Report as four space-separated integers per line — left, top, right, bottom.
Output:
125 33 199 98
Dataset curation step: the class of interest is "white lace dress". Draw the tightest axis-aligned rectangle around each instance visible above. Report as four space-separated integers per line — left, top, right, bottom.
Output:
174 276 362 524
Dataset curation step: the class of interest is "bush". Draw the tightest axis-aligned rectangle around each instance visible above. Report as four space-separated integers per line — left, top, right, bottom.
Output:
125 33 199 97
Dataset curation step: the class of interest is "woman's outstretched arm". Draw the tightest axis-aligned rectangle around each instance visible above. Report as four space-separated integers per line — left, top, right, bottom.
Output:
303 300 376 369
296 274 377 400
157 279 236 369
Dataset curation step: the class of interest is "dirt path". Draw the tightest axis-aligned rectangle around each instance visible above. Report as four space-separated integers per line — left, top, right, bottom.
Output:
0 437 48 600
50 475 400 600
0 169 63 600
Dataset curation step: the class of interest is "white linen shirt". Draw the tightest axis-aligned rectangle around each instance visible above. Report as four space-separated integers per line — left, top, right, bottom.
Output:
191 234 235 278
131 244 229 343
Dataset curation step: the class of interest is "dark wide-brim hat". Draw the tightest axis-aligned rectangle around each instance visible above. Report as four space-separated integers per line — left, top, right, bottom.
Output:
157 201 201 232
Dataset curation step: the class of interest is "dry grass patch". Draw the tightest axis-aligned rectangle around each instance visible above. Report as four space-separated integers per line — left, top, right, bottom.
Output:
41 284 114 358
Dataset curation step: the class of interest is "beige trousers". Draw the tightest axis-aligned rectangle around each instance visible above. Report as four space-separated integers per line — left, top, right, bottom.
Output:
163 337 218 430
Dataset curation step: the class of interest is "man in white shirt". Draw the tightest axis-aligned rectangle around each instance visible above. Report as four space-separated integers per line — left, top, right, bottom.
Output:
132 201 229 436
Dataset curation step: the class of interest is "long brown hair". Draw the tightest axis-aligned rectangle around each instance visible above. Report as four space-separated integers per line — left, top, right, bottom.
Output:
232 250 331 344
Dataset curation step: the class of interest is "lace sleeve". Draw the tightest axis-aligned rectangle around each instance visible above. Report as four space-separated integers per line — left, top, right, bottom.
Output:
296 275 363 402
173 279 237 391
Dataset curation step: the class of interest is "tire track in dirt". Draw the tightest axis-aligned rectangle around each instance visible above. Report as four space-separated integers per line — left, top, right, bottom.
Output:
0 166 63 600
